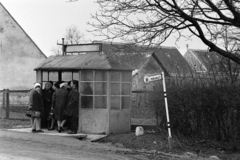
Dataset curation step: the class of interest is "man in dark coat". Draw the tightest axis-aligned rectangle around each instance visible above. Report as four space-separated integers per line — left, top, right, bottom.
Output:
65 80 79 134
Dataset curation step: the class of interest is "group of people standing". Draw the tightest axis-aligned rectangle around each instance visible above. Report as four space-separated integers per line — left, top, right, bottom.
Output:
28 80 79 134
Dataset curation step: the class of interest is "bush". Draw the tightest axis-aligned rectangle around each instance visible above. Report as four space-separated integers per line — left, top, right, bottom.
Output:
150 73 240 146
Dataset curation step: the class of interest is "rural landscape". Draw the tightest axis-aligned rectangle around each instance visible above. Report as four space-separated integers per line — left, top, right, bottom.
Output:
1 0 240 160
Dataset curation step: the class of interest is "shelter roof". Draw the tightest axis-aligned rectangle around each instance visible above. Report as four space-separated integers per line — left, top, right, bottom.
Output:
35 53 133 71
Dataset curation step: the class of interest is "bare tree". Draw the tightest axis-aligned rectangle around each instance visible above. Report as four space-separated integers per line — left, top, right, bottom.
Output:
89 0 240 64
51 25 88 55
65 25 87 44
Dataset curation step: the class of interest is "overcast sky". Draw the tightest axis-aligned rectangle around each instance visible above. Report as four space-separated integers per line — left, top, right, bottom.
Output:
0 0 207 56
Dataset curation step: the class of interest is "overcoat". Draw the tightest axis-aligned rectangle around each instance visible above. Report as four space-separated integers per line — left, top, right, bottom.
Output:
52 87 68 121
42 88 55 127
64 88 79 117
29 89 44 112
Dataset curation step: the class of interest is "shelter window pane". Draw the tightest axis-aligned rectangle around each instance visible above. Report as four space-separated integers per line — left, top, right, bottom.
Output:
42 71 48 81
73 72 79 80
62 72 72 81
111 83 120 95
81 70 93 81
122 97 130 109
111 71 120 82
122 72 131 82
122 83 130 95
49 71 58 81
80 82 93 95
95 82 107 95
95 96 107 109
81 96 93 108
111 96 120 110
95 71 107 81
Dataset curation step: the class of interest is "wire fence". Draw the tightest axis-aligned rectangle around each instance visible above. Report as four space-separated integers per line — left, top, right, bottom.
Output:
0 89 30 120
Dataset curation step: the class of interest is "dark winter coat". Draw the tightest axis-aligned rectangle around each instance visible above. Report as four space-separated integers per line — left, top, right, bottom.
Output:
52 87 68 121
64 88 79 117
29 89 44 112
42 88 55 127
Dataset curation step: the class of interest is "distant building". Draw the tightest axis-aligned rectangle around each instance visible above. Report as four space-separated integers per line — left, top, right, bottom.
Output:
184 49 240 84
0 3 46 90
99 42 193 91
184 49 224 73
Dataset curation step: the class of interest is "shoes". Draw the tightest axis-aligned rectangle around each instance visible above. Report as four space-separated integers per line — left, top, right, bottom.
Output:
60 126 65 132
58 129 61 133
36 130 44 133
48 127 54 131
67 131 77 134
31 129 36 133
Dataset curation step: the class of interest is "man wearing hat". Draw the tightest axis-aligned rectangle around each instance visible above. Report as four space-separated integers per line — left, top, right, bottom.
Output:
28 82 44 133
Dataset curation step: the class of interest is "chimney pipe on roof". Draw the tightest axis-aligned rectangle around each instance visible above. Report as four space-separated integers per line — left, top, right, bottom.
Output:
62 38 65 56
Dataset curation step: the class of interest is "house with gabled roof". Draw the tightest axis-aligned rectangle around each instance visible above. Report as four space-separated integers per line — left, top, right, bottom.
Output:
184 49 240 85
184 49 225 73
98 42 193 91
0 2 46 90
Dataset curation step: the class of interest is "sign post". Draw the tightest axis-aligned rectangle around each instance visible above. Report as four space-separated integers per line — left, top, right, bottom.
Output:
144 72 172 149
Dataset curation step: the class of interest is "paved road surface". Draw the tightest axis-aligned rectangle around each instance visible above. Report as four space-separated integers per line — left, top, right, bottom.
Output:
0 129 146 160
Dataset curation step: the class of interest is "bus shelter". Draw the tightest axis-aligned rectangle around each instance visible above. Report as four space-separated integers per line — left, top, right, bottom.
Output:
34 53 133 134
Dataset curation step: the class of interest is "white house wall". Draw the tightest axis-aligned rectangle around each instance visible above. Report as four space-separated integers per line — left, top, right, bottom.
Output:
0 3 46 90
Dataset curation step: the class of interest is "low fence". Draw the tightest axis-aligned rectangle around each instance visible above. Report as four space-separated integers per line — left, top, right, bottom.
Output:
0 89 157 127
0 89 30 120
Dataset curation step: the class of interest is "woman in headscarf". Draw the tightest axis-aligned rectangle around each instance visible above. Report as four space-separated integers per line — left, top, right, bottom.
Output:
52 82 68 132
28 82 44 133
42 82 55 130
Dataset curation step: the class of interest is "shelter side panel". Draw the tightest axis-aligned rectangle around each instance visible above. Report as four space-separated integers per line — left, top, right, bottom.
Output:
80 109 108 134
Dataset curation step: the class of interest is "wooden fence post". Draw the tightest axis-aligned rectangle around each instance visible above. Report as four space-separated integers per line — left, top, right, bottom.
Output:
5 89 9 119
1 89 6 119
2 89 5 108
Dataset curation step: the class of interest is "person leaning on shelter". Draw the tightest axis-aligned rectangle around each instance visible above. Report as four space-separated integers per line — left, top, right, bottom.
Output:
52 82 68 133
64 80 80 134
28 83 44 133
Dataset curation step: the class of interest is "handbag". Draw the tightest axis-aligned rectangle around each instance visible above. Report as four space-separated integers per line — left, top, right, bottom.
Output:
31 111 41 118
25 110 32 117
47 110 54 120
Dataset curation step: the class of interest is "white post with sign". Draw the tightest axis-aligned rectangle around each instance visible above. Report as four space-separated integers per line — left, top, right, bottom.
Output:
143 72 172 149
161 71 172 149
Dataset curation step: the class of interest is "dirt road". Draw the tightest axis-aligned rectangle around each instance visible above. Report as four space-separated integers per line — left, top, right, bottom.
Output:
0 129 146 160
